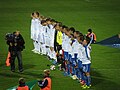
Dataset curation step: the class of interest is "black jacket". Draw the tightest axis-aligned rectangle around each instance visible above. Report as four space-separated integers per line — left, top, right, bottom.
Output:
7 34 25 52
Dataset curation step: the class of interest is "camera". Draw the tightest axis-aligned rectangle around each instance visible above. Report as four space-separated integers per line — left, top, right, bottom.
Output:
5 33 15 42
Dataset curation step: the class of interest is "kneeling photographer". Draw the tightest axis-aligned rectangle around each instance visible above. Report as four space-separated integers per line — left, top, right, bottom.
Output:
6 31 25 72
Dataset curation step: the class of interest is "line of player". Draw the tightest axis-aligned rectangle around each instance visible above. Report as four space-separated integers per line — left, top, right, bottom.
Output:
30 11 96 89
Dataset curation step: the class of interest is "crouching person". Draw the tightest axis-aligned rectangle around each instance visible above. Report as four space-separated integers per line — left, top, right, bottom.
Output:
16 78 30 90
38 69 51 90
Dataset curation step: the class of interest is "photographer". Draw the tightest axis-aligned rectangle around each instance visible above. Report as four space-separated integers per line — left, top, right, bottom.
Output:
6 31 25 72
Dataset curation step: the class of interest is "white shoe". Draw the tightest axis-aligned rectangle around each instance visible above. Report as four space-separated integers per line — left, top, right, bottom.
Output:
41 53 43 55
31 49 36 52
72 75 77 80
37 52 41 54
33 51 39 54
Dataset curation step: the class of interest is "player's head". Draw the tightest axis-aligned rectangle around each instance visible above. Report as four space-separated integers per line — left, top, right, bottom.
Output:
66 29 71 36
69 27 75 34
41 20 47 26
82 36 91 46
62 25 68 33
74 31 80 38
50 19 56 25
77 33 84 43
19 78 25 85
34 11 40 18
54 23 62 31
44 69 50 77
46 18 52 24
88 29 92 34
40 15 45 20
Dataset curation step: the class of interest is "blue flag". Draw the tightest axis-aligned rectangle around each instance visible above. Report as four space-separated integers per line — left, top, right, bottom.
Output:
96 34 120 48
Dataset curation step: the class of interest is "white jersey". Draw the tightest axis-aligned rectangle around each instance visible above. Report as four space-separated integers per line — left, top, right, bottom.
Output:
38 20 43 43
68 38 72 54
38 24 45 43
77 43 84 59
78 44 91 64
41 25 47 44
35 18 41 41
64 35 72 53
32 18 41 41
44 25 51 46
30 18 35 40
49 24 55 47
62 33 67 50
72 39 80 54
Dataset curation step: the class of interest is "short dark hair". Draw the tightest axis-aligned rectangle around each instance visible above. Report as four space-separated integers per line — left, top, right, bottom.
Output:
41 20 46 24
66 28 70 32
88 29 92 33
69 27 75 33
57 22 62 26
31 12 34 16
85 36 91 44
78 34 84 41
74 31 80 35
54 22 62 28
46 18 51 21
62 25 68 29
50 19 55 22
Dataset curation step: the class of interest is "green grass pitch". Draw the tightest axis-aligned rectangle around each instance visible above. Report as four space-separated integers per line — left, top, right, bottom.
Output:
0 0 120 90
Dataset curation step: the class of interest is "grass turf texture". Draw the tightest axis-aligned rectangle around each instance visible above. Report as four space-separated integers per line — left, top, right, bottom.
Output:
0 0 120 90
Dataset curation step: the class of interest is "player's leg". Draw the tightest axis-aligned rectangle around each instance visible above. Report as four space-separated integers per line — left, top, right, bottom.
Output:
82 64 91 88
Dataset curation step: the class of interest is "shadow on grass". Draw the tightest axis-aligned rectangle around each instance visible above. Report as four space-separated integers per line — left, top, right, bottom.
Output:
0 72 21 78
91 68 120 90
91 68 105 86
23 64 36 70
20 71 43 78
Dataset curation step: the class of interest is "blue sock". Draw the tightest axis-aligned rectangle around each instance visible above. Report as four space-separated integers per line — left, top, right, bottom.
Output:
67 64 70 75
86 75 91 86
81 72 85 81
71 66 75 75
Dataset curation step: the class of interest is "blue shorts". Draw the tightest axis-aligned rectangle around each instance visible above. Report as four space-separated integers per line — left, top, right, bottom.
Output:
82 64 91 73
64 51 68 60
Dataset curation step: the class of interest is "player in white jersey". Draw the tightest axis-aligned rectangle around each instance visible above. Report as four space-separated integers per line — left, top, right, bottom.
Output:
31 12 41 54
40 20 48 55
74 34 85 82
30 12 35 40
30 13 36 51
61 26 68 51
43 19 52 58
37 18 44 54
46 19 56 60
71 31 81 76
80 36 91 89
64 29 72 76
